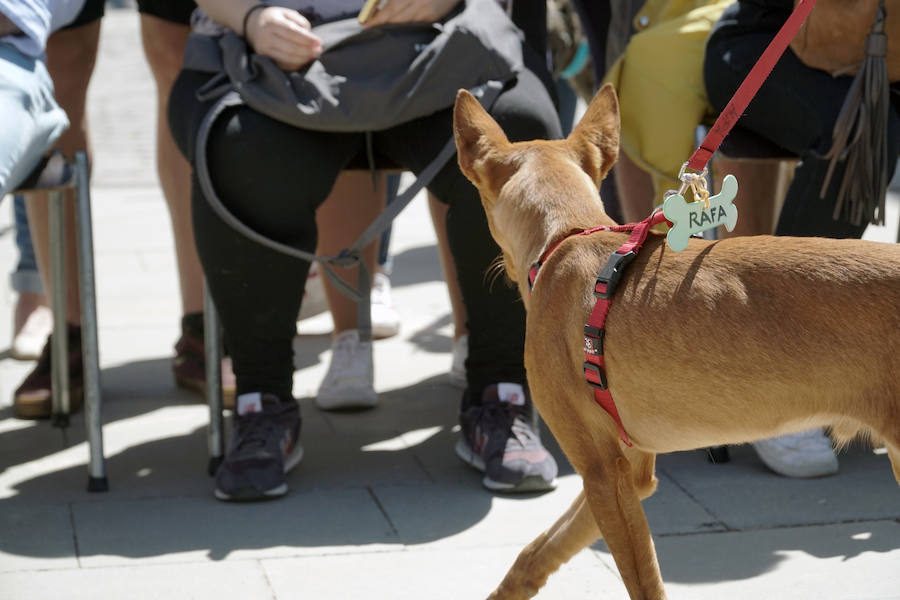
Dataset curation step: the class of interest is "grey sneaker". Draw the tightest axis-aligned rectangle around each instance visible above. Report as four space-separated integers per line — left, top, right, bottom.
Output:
215 393 303 501
455 383 558 492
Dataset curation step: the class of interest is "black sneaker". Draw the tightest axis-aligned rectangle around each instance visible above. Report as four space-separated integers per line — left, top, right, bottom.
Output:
214 393 303 501
455 383 558 492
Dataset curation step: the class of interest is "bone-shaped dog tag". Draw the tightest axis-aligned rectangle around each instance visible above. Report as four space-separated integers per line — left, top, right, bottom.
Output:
662 174 739 252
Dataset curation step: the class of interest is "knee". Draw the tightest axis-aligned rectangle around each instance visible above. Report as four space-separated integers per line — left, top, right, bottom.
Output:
492 73 563 143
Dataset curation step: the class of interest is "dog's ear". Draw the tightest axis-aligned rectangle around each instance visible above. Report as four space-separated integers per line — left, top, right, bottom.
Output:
569 83 620 184
453 89 510 191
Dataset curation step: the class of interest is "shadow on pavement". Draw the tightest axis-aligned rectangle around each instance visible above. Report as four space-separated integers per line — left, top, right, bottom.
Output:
0 366 570 562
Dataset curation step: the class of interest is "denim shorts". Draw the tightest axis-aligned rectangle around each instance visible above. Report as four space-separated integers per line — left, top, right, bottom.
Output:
0 43 69 198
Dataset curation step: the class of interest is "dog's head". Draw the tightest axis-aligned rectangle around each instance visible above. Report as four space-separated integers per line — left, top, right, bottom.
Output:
453 83 620 286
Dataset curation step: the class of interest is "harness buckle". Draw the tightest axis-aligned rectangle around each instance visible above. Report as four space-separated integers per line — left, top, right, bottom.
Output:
594 250 636 300
583 325 604 356
583 361 608 390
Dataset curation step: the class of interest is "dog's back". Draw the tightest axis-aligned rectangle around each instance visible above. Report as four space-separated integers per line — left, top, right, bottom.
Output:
529 231 900 453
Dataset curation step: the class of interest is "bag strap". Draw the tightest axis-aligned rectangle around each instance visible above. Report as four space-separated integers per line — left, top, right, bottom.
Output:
194 80 505 343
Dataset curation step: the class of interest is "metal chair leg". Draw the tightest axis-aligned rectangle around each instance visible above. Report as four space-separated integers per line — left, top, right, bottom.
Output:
204 282 225 476
48 189 70 428
74 152 108 492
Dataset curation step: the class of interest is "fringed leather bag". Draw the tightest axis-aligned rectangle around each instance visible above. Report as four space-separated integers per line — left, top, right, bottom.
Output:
792 0 895 226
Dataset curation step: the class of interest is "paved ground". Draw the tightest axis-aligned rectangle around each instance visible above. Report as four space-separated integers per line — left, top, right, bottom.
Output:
1 8 899 600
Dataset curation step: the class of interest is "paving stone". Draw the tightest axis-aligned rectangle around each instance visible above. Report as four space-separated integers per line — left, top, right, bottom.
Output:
71 489 396 567
655 520 900 600
0 504 78 572
657 445 900 529
262 545 626 600
0 561 272 599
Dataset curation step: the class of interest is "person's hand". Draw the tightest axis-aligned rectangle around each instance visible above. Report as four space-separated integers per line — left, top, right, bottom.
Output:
245 6 322 71
363 0 462 28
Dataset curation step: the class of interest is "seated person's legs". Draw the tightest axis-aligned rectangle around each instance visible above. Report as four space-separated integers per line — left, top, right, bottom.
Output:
139 3 238 403
14 18 99 418
170 66 365 500
605 0 733 223
377 67 562 492
0 41 67 385
704 12 900 240
11 195 52 361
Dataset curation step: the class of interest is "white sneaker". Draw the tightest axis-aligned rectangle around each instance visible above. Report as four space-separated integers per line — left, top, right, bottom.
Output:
448 334 468 388
752 429 839 478
298 264 329 321
11 304 52 361
315 329 377 410
370 271 400 339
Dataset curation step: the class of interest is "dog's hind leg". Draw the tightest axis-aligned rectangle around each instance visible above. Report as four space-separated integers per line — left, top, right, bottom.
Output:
582 443 667 600
489 490 600 599
885 439 900 487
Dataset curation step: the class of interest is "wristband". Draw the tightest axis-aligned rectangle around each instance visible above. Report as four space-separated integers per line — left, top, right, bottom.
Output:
241 3 266 39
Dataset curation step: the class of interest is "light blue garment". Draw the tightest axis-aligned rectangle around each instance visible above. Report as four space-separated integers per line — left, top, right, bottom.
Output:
0 0 84 57
11 194 44 294
0 41 68 198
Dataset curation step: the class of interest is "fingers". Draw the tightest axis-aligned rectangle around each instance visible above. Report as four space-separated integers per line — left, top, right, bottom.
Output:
246 6 322 71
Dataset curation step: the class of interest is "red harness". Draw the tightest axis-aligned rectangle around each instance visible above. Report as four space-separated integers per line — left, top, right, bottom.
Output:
527 210 670 446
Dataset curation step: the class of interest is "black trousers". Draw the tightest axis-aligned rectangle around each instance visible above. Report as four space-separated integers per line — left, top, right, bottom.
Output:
704 1 900 239
169 67 561 401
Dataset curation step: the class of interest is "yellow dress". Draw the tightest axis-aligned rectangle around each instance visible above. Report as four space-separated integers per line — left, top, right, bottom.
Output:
604 0 734 197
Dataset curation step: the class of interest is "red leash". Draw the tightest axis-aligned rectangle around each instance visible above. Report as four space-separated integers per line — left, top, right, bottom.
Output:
687 0 819 172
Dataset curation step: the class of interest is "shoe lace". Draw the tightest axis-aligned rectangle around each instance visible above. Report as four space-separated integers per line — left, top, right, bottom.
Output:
477 401 532 449
234 412 279 452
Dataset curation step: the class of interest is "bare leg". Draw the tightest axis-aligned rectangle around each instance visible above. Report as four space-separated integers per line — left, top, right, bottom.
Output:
427 193 468 340
140 14 202 314
14 292 50 334
316 171 386 333
614 151 657 223
714 158 796 238
24 21 102 326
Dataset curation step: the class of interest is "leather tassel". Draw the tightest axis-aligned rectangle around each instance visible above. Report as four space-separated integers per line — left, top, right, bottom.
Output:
821 0 890 226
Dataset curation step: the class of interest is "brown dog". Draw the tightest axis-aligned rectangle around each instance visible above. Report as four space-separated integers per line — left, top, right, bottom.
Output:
452 83 900 599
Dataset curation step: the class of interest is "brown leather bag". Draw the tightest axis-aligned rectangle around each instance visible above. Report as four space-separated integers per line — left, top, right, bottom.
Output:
791 0 898 80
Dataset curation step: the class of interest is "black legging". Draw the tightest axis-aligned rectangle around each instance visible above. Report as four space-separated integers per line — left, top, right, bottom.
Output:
704 1 900 239
169 67 561 402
